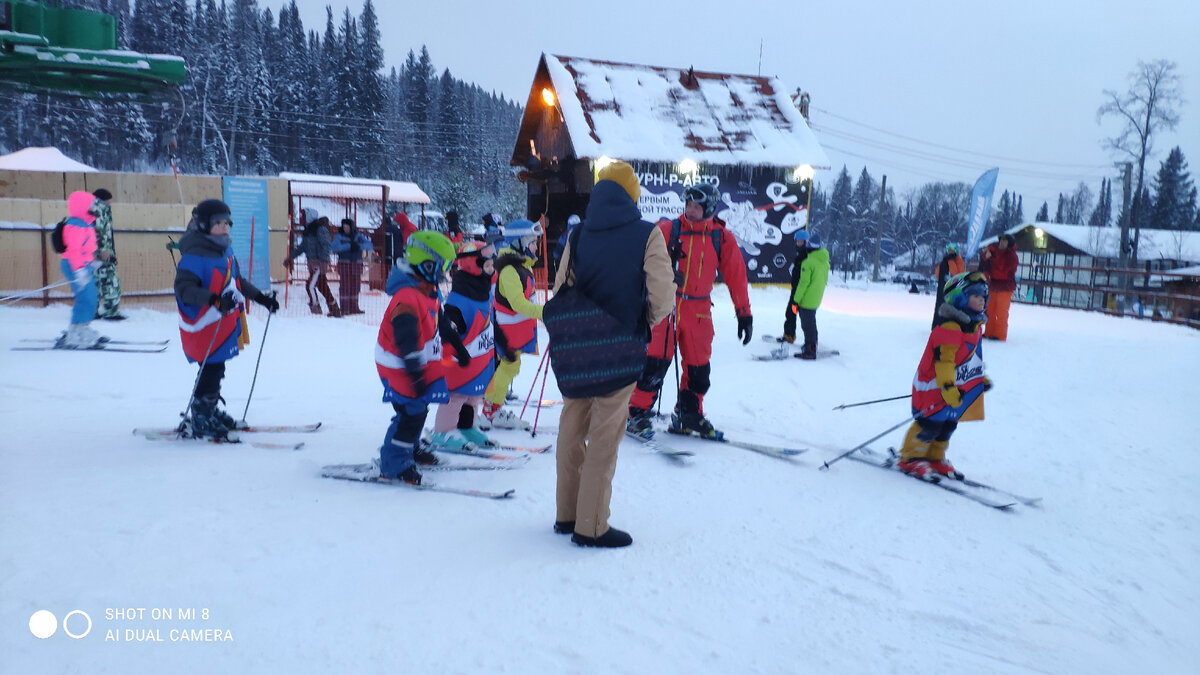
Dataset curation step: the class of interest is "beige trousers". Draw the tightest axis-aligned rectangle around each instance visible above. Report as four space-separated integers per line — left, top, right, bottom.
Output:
555 383 636 537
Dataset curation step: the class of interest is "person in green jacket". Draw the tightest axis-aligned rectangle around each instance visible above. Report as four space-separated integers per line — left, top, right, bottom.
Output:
792 232 830 359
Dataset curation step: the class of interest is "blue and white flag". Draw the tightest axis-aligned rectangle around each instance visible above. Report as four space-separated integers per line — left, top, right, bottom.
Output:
964 168 999 260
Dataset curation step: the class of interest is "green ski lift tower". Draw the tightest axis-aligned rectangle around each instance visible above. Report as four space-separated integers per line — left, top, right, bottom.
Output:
0 0 186 99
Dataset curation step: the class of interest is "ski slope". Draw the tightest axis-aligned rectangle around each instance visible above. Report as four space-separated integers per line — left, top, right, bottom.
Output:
2 283 1197 674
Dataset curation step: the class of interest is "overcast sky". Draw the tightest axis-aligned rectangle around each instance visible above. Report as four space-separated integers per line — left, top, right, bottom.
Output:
296 0 1198 214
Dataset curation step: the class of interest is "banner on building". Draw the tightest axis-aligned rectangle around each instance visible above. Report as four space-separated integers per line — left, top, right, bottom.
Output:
631 164 810 283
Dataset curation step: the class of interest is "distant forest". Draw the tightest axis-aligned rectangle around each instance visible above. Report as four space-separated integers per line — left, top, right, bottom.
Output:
0 0 527 220
2 1 1196 273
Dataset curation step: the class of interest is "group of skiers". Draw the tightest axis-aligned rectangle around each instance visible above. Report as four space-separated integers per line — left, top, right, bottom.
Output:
51 176 1006 548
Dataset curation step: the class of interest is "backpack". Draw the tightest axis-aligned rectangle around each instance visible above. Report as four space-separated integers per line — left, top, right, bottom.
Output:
51 218 68 254
668 218 723 263
543 228 648 398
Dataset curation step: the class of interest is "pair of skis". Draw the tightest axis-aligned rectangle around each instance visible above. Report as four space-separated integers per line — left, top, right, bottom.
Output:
132 422 321 450
321 436 547 499
846 447 1042 510
15 338 168 354
626 426 806 463
320 463 516 499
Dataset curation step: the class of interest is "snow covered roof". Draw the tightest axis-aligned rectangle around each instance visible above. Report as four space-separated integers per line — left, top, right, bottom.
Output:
525 54 829 169
279 172 430 204
0 147 97 172
993 224 1200 263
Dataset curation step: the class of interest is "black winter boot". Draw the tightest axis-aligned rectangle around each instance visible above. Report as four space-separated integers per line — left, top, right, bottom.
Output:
667 391 723 440
571 527 633 548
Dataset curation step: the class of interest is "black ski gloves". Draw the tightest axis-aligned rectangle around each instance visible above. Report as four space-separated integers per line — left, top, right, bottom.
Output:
210 290 237 313
256 290 280 314
737 314 753 345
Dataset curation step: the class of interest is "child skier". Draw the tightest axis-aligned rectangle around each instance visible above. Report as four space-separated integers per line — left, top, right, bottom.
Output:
56 191 105 349
899 271 992 479
481 220 544 430
374 230 462 484
429 241 497 449
174 199 280 440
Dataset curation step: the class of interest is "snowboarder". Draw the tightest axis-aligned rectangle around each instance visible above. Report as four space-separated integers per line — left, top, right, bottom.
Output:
779 229 811 344
56 191 106 348
332 217 373 315
284 208 340 317
374 230 461 484
429 241 497 449
480 219 544 430
627 183 753 440
174 199 280 440
792 232 829 360
91 188 126 320
898 271 992 479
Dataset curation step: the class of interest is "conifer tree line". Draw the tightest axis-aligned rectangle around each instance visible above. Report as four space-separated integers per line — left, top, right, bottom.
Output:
807 145 1198 274
0 0 526 220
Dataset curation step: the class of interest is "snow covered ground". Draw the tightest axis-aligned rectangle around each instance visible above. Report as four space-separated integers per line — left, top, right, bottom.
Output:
2 282 1198 674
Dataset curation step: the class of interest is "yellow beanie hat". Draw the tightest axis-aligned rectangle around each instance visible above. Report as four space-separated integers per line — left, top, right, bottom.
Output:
598 161 641 203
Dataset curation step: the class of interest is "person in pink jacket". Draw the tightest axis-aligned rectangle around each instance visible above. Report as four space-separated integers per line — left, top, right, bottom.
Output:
57 191 105 349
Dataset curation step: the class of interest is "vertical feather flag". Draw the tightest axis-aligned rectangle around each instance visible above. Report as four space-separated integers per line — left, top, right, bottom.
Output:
965 168 999 260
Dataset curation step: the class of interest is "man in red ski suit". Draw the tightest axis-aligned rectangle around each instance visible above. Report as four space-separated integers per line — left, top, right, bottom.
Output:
627 183 753 440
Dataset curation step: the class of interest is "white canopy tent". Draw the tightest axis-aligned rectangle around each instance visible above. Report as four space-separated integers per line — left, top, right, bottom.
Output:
0 147 98 173
278 172 429 204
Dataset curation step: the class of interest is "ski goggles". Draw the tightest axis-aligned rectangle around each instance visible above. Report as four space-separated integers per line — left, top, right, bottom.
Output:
683 186 710 205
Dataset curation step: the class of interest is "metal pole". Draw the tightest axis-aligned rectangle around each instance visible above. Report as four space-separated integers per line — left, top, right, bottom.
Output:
819 407 933 471
239 308 273 425
872 175 887 282
832 393 911 411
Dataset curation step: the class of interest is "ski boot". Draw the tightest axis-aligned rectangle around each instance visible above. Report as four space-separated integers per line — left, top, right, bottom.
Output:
426 431 476 454
626 407 655 440
482 401 530 431
412 439 441 466
458 426 493 447
211 396 248 431
186 395 236 441
776 334 795 344
667 410 723 440
896 458 934 479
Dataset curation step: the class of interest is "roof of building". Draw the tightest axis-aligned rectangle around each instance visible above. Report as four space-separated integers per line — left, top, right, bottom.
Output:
993 223 1200 263
523 54 829 169
279 172 430 204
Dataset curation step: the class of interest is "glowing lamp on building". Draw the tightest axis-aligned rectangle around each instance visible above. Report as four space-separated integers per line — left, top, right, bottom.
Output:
678 158 698 175
541 87 556 106
792 165 815 182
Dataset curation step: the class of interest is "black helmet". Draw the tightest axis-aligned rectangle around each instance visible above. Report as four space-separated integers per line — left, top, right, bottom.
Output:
683 184 721 219
194 199 232 233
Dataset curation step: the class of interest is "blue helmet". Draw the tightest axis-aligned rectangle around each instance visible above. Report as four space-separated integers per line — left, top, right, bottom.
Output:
793 229 810 244
502 219 543 255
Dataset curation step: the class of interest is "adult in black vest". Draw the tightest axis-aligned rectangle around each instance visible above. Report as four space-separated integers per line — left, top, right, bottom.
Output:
552 161 675 548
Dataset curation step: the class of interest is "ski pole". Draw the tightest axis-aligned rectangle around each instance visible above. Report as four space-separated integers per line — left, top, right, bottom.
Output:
166 236 178 267
530 350 552 437
519 348 550 418
239 304 274 425
832 394 911 411
818 407 933 471
0 279 72 305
